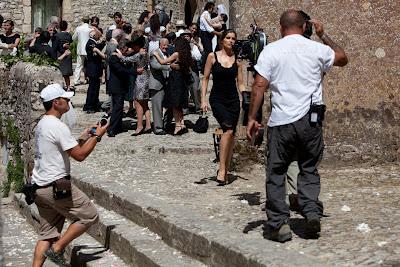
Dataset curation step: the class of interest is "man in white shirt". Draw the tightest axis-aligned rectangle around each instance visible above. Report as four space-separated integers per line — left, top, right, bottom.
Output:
199 2 221 72
31 84 108 267
247 10 348 242
72 16 91 86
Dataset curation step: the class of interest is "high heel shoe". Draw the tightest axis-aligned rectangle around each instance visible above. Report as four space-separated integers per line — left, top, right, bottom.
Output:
131 128 144 136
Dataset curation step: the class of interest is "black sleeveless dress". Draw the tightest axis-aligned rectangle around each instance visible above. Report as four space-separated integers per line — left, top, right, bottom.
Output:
164 62 190 109
209 53 240 132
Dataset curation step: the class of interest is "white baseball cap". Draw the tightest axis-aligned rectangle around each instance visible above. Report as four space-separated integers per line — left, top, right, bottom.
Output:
40 83 74 102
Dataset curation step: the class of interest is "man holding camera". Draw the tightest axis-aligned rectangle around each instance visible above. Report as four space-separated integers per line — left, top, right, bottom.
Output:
247 10 348 242
31 84 108 267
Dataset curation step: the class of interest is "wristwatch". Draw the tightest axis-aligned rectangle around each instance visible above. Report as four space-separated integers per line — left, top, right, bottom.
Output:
92 134 102 142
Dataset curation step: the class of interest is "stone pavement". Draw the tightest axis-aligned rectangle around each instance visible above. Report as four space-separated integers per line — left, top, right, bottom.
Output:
66 85 400 266
3 83 400 266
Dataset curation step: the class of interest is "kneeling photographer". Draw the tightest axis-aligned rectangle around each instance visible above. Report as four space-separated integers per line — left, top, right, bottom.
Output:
29 84 108 267
247 10 348 242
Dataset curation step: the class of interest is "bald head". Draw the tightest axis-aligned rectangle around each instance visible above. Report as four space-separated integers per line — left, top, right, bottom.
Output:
280 10 305 30
159 38 169 53
160 38 169 46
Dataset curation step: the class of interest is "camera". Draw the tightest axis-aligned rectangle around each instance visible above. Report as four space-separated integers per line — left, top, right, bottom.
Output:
300 10 313 39
90 114 110 135
233 19 268 70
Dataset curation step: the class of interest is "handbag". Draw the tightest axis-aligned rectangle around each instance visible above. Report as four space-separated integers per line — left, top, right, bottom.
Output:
193 113 209 133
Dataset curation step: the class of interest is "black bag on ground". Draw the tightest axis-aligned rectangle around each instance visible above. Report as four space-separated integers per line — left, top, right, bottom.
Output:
193 113 209 133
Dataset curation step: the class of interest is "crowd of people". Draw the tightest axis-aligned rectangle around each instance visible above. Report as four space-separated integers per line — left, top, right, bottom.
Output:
4 3 349 266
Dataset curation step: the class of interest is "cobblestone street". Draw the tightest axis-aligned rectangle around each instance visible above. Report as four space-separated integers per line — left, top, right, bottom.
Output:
67 88 400 266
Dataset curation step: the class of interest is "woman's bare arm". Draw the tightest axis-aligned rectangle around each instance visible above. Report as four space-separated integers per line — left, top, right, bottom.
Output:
154 51 179 65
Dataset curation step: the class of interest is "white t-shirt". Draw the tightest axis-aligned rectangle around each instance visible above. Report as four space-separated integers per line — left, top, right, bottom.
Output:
200 11 214 33
254 34 335 127
31 115 78 186
72 23 91 56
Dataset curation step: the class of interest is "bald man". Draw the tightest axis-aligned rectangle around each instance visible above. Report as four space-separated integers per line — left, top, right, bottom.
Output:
247 10 348 242
149 38 171 135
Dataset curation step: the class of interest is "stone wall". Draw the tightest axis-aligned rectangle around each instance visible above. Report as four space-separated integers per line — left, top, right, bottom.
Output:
230 0 400 163
0 60 63 188
1 0 185 34
66 0 185 30
0 0 31 33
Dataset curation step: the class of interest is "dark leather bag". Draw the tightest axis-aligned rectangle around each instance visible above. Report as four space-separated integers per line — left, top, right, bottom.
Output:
52 176 72 200
193 113 209 133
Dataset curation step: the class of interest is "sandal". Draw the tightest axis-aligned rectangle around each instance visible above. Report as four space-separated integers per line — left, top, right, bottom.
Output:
173 124 188 136
216 170 227 186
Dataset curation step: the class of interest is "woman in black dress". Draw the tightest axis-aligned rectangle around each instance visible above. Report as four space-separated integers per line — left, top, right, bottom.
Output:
153 36 193 135
201 29 245 184
54 21 73 91
0 20 20 55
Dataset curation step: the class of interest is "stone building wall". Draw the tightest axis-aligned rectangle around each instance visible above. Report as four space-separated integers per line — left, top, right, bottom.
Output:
0 60 63 188
0 0 31 33
1 0 185 34
230 0 400 163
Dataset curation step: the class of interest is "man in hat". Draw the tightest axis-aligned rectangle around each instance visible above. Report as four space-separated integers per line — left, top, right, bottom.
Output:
175 20 186 37
31 84 108 267
72 15 91 86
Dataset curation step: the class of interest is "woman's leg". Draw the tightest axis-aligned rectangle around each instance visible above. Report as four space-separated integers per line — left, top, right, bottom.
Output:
225 135 235 175
64 75 70 90
134 100 143 133
172 107 184 134
217 129 234 181
139 100 152 130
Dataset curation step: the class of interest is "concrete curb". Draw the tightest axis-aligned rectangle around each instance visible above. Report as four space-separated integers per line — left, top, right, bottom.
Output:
71 165 325 267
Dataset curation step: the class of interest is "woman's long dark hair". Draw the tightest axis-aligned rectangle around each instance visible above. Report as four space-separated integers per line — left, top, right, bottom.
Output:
219 29 237 51
149 14 160 35
174 37 192 75
138 10 150 25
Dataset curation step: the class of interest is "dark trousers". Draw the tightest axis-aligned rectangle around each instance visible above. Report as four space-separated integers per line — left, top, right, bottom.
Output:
266 113 324 229
84 76 101 111
200 31 214 72
109 93 124 134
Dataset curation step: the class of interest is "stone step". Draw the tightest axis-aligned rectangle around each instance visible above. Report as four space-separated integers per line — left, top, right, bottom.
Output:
13 193 206 267
71 165 324 267
88 205 206 267
13 194 127 267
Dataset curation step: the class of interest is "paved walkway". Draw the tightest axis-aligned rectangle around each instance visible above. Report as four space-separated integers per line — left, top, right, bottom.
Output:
67 85 400 266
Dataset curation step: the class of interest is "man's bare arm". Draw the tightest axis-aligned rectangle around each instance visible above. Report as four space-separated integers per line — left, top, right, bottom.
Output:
248 74 269 121
311 19 348 67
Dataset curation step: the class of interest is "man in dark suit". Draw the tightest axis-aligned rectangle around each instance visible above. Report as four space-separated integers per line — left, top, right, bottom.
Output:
84 30 105 113
107 39 143 137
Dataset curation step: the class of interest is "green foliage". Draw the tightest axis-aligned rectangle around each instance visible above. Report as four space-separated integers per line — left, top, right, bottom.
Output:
70 40 78 62
0 53 59 68
1 117 24 197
